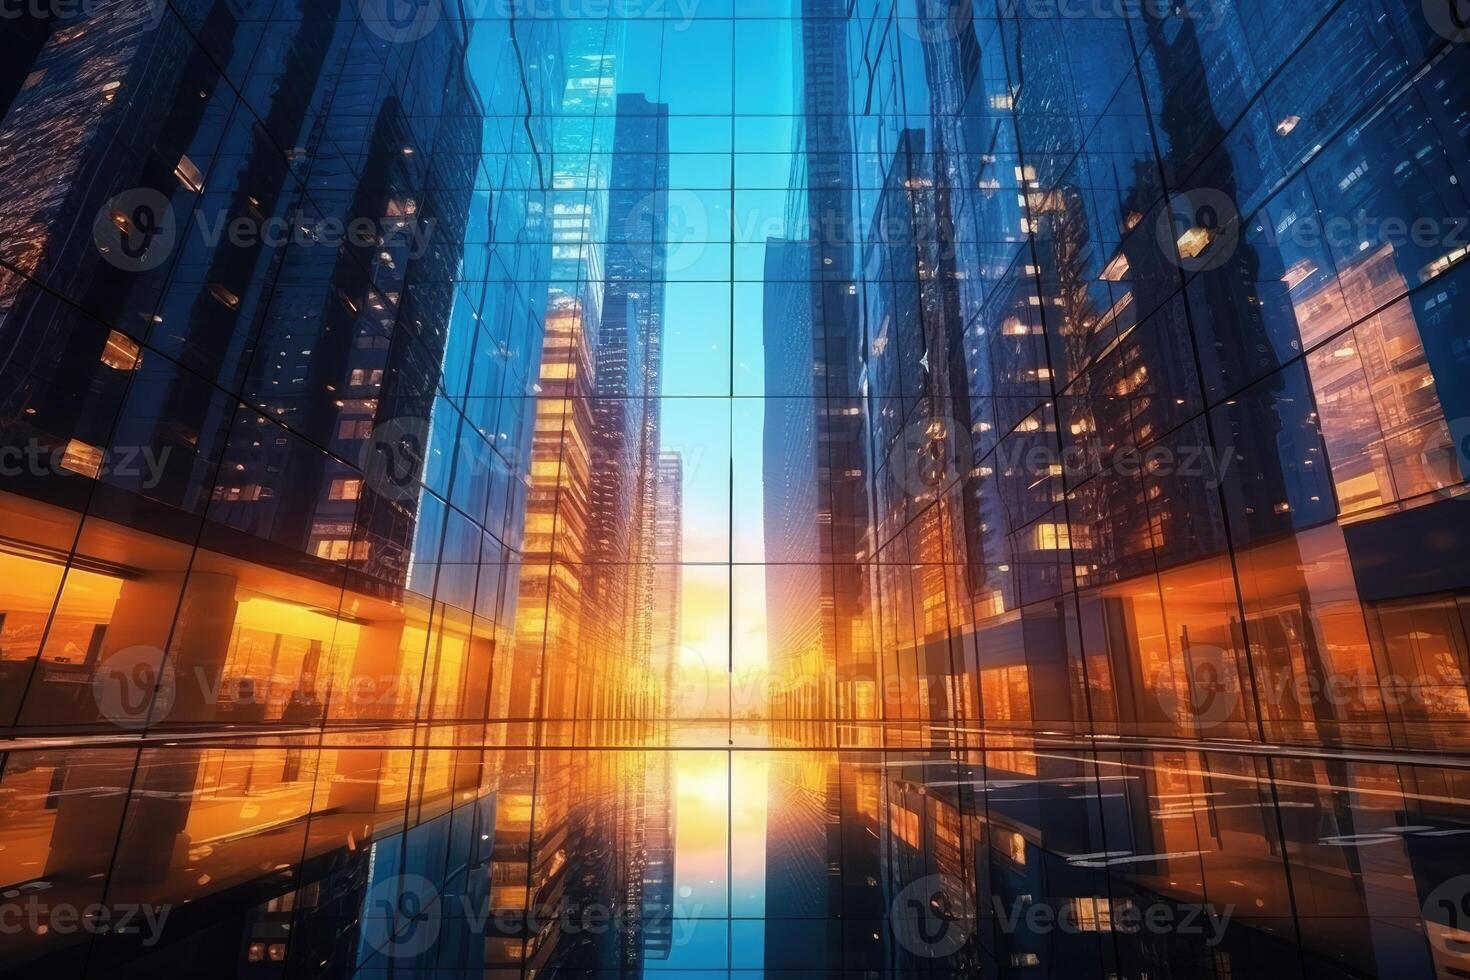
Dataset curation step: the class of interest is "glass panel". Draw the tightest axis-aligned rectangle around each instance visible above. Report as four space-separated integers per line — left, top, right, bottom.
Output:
0 1 1467 975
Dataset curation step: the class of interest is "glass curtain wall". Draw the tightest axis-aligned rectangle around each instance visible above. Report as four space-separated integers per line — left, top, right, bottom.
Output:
1 1 1470 978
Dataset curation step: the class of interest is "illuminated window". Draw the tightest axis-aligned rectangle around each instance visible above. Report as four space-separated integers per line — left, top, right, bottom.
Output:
313 539 368 561
1034 522 1092 550
100 330 142 371
1000 829 1027 865
59 439 104 478
174 153 205 193
1070 896 1114 931
892 806 921 848
1100 251 1130 282
209 284 241 309
328 478 362 501
982 665 1032 722
1308 296 1461 513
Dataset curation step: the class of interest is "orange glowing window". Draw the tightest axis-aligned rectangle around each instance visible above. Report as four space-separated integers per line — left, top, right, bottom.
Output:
1034 522 1071 550
328 478 362 501
100 330 142 370
59 439 104 478
174 153 205 193
981 664 1032 722
1071 896 1113 931
892 805 921 848
1000 829 1027 866
209 283 241 309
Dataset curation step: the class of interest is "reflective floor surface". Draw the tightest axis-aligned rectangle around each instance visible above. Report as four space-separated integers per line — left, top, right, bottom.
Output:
5 722 1470 978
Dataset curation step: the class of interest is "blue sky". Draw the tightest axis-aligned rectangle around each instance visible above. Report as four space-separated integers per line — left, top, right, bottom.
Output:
612 17 801 677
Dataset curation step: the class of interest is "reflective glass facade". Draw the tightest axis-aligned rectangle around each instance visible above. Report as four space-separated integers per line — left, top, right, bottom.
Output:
2 1 1470 977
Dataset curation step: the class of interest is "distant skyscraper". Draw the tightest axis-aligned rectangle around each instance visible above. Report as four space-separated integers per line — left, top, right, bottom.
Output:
758 0 874 723
507 19 625 729
586 93 670 725
652 451 683 715
639 749 677 957
762 239 829 722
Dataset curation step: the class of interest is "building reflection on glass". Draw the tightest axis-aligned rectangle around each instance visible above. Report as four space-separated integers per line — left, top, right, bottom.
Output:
1 1 1470 978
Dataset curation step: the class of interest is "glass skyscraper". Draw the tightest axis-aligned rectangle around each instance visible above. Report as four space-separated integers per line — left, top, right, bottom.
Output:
2 2 1470 978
